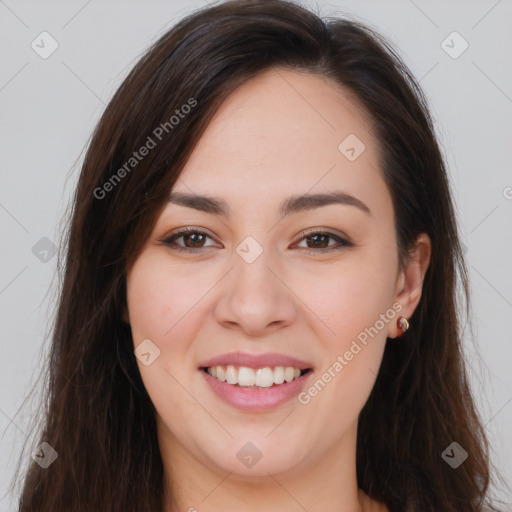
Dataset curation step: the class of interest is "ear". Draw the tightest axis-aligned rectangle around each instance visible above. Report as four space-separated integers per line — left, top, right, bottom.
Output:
388 232 431 338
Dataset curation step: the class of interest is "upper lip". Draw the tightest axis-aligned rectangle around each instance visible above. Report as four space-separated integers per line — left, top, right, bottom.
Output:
199 351 314 370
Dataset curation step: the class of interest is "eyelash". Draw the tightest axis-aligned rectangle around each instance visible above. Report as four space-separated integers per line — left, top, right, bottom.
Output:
159 227 354 254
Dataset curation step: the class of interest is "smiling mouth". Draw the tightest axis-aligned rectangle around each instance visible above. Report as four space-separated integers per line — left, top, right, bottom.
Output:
201 366 313 388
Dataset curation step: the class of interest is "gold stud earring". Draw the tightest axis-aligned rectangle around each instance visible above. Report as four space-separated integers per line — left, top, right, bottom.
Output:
398 316 409 334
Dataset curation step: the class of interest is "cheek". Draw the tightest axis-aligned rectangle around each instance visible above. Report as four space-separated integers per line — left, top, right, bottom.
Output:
126 250 210 345
293 241 396 417
126 251 209 422
125 251 198 392
295 246 397 344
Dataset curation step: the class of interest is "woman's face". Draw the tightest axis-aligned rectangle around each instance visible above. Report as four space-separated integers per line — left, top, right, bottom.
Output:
125 68 418 480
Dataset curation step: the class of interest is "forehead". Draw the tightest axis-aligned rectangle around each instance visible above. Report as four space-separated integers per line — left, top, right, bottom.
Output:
174 67 389 217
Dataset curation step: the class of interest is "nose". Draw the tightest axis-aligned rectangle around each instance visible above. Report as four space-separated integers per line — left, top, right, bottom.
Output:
214 247 297 337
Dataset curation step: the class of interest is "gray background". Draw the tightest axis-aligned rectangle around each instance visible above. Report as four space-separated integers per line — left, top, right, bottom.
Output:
1 0 511 509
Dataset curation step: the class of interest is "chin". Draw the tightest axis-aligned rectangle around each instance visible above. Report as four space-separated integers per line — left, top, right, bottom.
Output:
200 436 307 478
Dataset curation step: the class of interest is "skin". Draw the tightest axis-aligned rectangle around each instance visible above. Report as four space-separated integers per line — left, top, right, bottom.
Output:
124 67 431 512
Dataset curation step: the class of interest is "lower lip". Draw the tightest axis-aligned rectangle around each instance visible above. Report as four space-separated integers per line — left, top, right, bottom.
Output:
200 369 313 412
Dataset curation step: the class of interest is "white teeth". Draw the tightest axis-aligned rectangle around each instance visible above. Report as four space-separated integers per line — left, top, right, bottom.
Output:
225 365 237 384
273 366 285 384
238 366 256 386
216 366 225 382
205 365 307 387
255 367 274 387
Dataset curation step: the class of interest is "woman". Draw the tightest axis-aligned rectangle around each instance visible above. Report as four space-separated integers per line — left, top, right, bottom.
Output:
11 0 505 510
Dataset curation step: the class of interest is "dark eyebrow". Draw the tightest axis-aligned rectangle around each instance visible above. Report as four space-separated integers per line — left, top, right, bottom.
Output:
168 191 371 217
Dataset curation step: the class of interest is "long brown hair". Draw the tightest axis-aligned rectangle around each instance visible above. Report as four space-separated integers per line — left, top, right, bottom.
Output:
10 1 507 510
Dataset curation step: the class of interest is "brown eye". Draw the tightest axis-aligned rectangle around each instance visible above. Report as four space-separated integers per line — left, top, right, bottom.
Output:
180 232 207 248
305 233 330 249
295 230 354 252
160 228 218 253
